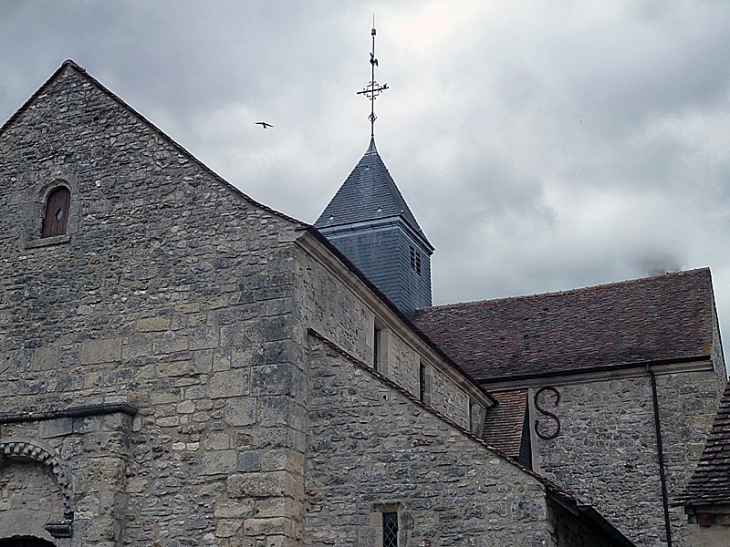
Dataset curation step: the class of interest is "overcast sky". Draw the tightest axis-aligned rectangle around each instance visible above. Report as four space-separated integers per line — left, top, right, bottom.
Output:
3 0 730 359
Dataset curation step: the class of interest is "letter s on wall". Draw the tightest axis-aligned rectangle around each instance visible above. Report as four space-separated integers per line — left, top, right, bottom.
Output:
534 386 561 440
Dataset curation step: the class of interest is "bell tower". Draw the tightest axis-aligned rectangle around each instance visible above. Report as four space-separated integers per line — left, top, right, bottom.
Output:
315 24 433 317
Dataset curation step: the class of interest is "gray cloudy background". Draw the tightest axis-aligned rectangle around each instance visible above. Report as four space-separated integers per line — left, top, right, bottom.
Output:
3 0 730 357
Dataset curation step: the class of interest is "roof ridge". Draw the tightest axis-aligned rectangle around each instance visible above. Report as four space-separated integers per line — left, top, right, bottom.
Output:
419 268 711 313
0 60 306 228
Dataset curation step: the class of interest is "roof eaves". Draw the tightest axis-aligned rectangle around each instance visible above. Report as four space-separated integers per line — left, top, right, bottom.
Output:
421 268 713 313
317 215 434 252
477 354 713 385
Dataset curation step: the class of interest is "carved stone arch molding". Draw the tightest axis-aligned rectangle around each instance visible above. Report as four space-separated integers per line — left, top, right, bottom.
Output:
0 441 73 538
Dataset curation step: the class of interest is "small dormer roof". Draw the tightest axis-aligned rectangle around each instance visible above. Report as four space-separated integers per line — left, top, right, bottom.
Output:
315 138 430 248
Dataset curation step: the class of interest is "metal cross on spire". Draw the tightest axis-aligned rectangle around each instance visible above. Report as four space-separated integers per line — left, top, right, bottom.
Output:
357 19 389 138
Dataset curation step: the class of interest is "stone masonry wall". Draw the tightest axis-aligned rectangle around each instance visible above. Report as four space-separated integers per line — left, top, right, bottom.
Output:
531 369 722 547
304 335 558 547
0 65 307 546
430 365 470 428
293 243 477 431
0 413 132 545
388 331 419 396
658 370 724 546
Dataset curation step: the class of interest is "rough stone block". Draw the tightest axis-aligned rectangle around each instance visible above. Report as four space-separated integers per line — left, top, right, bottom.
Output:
238 451 261 473
31 345 59 371
79 338 121 364
251 363 300 396
191 327 219 350
154 331 189 354
155 360 191 378
204 433 231 451
199 450 238 476
137 317 170 332
215 519 243 538
177 400 195 414
214 499 256 519
122 334 152 359
39 418 73 438
224 398 256 427
243 517 292 537
258 396 303 429
227 471 295 499
209 369 250 398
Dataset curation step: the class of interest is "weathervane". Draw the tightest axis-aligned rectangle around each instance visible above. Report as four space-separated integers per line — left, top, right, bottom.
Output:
357 18 388 138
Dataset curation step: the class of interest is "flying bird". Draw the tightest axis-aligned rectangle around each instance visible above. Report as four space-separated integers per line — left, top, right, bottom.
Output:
255 121 273 129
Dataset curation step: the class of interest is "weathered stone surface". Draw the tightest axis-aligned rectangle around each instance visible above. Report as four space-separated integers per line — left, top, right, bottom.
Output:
303 338 620 547
531 371 723 547
238 451 262 473
0 64 305 546
39 417 73 438
227 471 296 498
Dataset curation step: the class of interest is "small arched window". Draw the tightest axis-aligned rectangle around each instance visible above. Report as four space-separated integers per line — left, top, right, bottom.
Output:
42 187 70 238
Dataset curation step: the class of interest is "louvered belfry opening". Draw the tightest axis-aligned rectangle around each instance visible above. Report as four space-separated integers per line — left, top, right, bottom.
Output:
42 187 70 238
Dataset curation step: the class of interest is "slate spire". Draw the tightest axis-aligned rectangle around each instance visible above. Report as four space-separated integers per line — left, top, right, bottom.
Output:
315 138 428 243
315 24 434 317
315 139 434 317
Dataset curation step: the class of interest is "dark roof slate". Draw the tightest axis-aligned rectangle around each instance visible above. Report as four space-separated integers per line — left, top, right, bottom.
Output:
413 269 716 382
314 138 429 245
677 382 730 507
482 390 527 458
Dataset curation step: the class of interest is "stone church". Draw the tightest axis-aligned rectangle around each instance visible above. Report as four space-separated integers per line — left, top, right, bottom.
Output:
0 61 726 547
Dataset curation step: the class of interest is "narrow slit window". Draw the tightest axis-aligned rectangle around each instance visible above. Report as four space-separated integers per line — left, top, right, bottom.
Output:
409 246 421 276
374 325 382 371
383 512 398 547
419 362 426 402
42 187 70 238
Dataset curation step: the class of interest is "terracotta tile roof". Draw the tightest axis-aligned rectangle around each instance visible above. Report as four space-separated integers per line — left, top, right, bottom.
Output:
677 382 730 507
482 390 527 458
413 269 716 382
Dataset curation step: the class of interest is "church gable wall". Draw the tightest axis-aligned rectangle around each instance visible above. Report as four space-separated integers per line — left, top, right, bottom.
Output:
304 336 555 547
529 368 722 547
0 65 308 546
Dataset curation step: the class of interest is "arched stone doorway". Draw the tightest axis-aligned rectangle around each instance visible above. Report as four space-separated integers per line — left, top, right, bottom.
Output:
0 538 55 547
